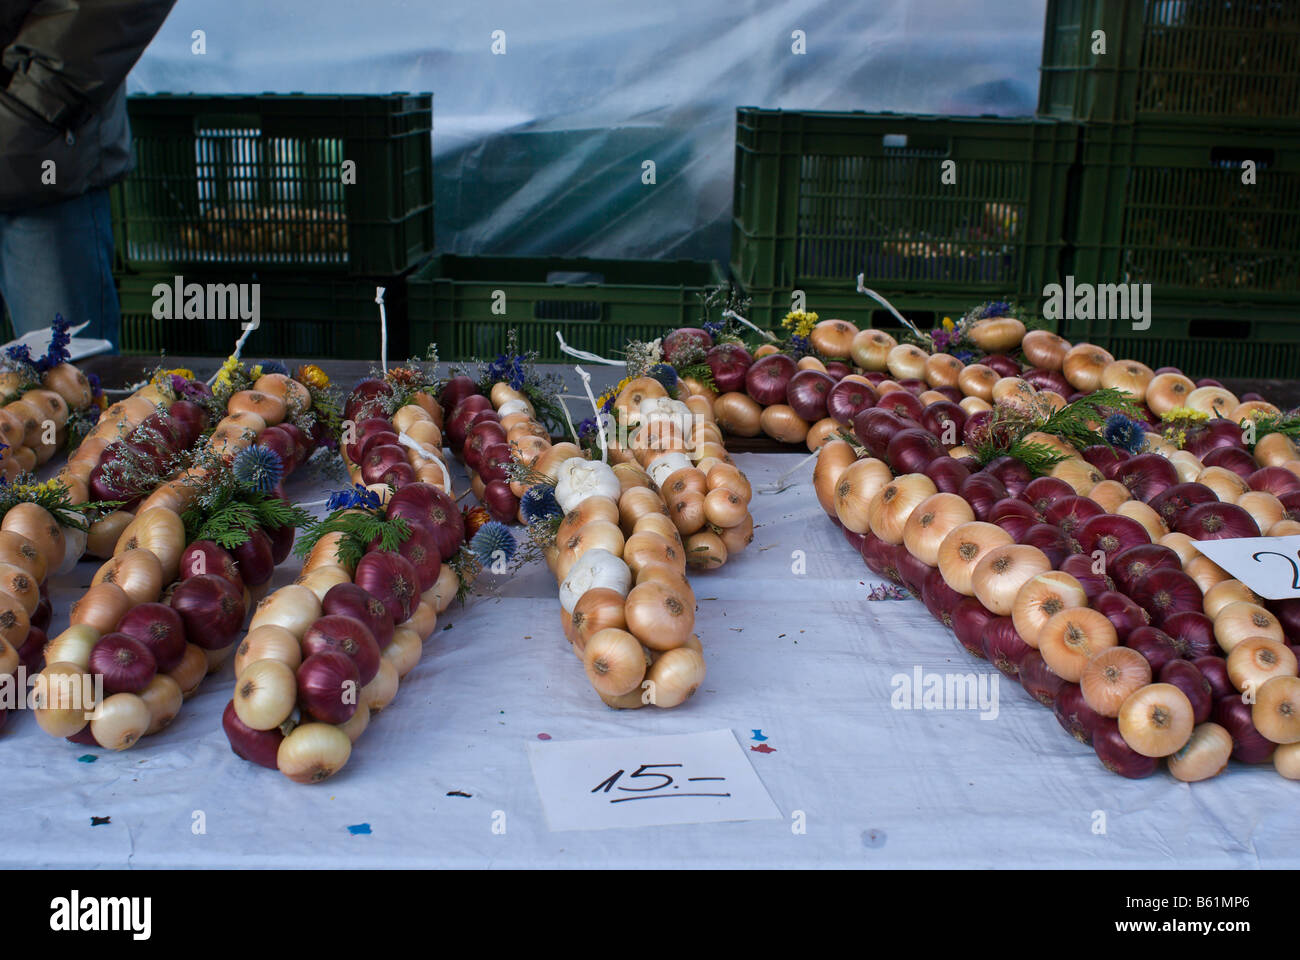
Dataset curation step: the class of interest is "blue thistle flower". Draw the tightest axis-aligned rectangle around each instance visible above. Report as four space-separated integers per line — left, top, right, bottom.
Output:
788 334 812 358
1103 413 1145 454
521 484 562 523
648 363 678 391
470 521 517 567
259 360 290 377
326 483 380 513
86 371 102 398
702 319 724 338
232 445 284 493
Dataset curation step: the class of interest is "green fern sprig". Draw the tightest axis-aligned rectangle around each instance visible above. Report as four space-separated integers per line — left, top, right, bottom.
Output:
1038 387 1141 451
293 510 411 569
676 362 717 393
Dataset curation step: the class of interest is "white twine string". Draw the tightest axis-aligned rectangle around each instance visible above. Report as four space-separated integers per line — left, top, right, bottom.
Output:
761 446 821 494
855 274 927 340
555 331 625 366
398 431 454 492
376 286 388 373
205 319 259 386
722 308 779 342
574 365 608 464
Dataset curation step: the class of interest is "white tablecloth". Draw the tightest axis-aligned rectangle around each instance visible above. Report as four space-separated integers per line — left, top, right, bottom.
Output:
4 453 1297 869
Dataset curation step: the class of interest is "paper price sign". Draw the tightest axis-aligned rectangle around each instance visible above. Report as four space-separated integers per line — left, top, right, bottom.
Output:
527 729 780 831
1192 536 1300 600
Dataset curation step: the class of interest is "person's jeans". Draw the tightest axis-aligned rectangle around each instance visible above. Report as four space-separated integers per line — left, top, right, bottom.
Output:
0 187 121 348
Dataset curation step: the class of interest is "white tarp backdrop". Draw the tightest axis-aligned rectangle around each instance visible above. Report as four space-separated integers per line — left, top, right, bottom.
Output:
128 0 1048 261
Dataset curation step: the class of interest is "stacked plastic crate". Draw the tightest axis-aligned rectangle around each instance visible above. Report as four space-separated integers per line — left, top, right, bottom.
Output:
109 93 435 358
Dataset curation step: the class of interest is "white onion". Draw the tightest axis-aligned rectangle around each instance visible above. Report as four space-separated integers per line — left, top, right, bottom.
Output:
555 459 622 513
559 548 631 613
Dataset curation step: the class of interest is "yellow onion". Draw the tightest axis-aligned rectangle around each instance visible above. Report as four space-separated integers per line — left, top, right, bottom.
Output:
1049 457 1104 496
1185 385 1238 418
1021 329 1069 371
1088 479 1131 512
1167 722 1234 781
43 624 98 669
1118 683 1195 757
1081 646 1152 717
850 329 896 371
1012 571 1087 648
140 674 184 736
295 564 353 603
169 644 208 697
583 628 647 697
1100 359 1154 401
363 656 400 712
1237 490 1285 535
810 318 858 357
886 344 928 381
957 364 997 401
958 396 992 416
1038 606 1118 682
969 316 1025 353
1231 401 1280 424
70 582 130 635
1214 601 1284 653
1255 432 1299 468
89 692 152 750
712 392 762 437
277 723 351 784
868 474 937 545
644 645 706 708
759 404 809 445
625 580 694 651
834 458 893 534
1145 372 1197 417
1197 466 1249 503
1116 500 1166 540
1159 531 1200 566
971 544 1052 617
235 624 303 675
924 352 964 389
903 493 975 566
248 584 322 638
1254 676 1300 744
1226 636 1297 694
92 550 165 606
684 530 727 569
1203 580 1261 620
814 442 857 517
1185 553 1229 593
1 502 64 571
1062 343 1114 392
234 659 297 730
1168 450 1204 484
937 522 1013 596
114 508 185 583
382 628 421 678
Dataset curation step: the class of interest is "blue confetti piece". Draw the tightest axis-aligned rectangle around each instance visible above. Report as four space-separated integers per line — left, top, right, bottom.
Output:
77 754 97 763
347 823 372 835
751 729 768 742
90 816 110 826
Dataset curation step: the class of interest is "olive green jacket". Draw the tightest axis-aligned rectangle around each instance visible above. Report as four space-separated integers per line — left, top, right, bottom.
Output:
0 0 176 212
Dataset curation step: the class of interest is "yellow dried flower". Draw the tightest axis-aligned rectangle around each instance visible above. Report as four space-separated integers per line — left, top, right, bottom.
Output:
297 364 329 389
1161 406 1208 423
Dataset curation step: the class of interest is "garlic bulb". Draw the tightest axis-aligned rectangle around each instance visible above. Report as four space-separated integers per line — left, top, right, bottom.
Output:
649 452 693 489
555 459 621 513
496 398 531 418
559 548 631 613
57 524 88 575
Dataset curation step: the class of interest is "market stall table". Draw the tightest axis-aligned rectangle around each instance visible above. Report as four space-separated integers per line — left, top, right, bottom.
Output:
3 447 1297 868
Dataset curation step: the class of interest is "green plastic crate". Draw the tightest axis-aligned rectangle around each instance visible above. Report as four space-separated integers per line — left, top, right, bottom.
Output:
116 271 408 359
111 94 434 275
1059 298 1300 378
738 285 1024 341
1039 0 1300 127
1068 123 1300 304
730 109 1077 300
407 256 728 361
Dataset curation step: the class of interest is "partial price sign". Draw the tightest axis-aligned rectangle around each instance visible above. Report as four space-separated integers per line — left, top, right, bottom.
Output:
527 729 781 831
1192 536 1300 600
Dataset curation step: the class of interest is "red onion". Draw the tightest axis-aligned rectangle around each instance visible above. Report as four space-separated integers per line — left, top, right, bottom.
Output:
464 419 507 472
991 498 1040 524
1213 696 1276 764
1200 445 1257 479
116 602 187 672
1076 513 1150 560
66 724 99 746
170 574 246 650
1280 491 1300 524
483 480 520 524
662 327 713 364
361 444 409 485
934 386 964 404
1113 453 1179 502
1111 543 1182 594
88 633 157 695
853 408 908 459
1019 650 1066 707
438 375 479 413
381 462 417 489
1125 626 1181 674
982 616 1032 678
1147 482 1218 529
1055 682 1105 744
266 521 295 565
824 361 852 380
17 625 46 670
477 441 513 484
983 354 1021 378
387 483 466 560
1193 656 1233 700
745 353 797 406
897 378 927 396
1270 597 1300 642
355 550 420 624
921 567 963 629
1160 611 1217 660
232 526 275 587
840 524 866 554
353 429 399 466
1093 590 1151 641
302 615 381 686
826 378 876 425
1093 717 1159 778
446 394 494 449
894 552 933 595
345 379 396 423
984 456 1032 498
89 461 140 508
875 390 923 422
179 540 244 589
959 472 1008 521
1249 466 1300 497
951 597 994 659
298 650 360 725
861 535 903 585
1021 476 1075 516
785 369 836 422
861 371 888 386
1130 567 1203 625
886 428 945 475
1082 444 1128 477
963 410 1005 448
1059 552 1114 600
1159 659 1213 724
370 520 441 593
920 402 966 449
1183 418 1244 458
924 457 971 494
346 417 398 463
1021 523 1074 568
1045 495 1105 536
276 421 314 465
166 400 209 447
222 700 284 769
994 513 1037 541
1175 501 1260 540
322 583 395 649
706 343 753 394
1022 368 1071 396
